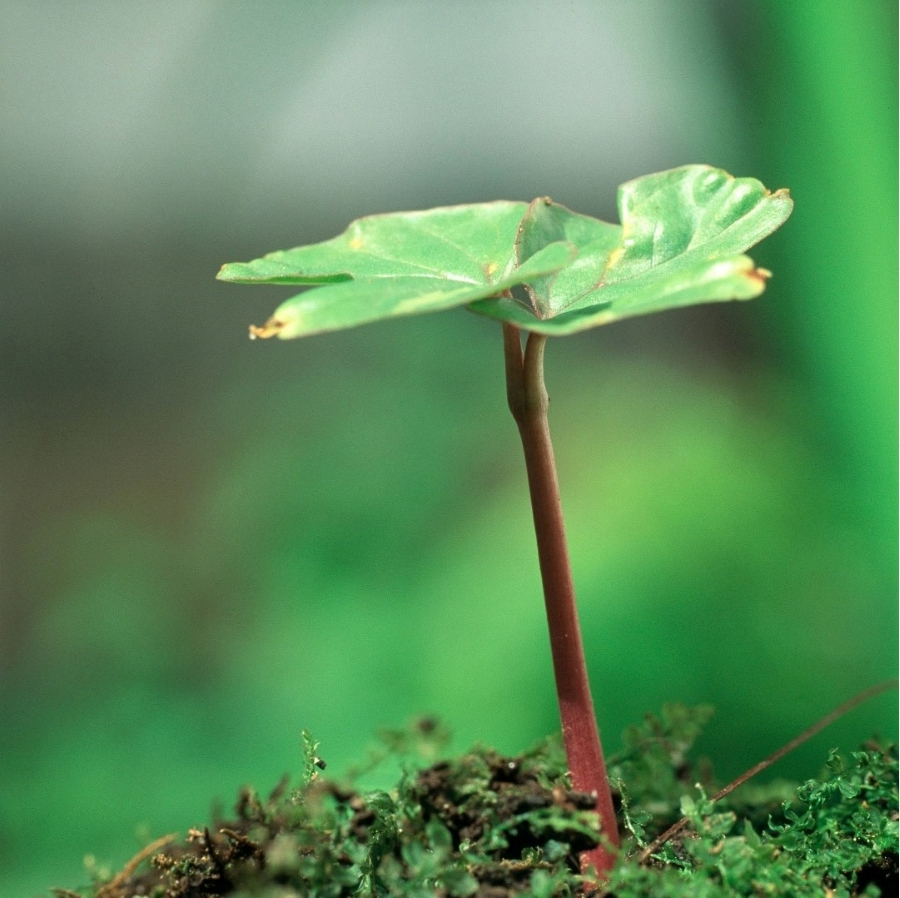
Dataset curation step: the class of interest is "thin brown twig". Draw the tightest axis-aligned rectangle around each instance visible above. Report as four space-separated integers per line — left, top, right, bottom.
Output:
95 832 178 898
636 679 898 866
220 826 261 852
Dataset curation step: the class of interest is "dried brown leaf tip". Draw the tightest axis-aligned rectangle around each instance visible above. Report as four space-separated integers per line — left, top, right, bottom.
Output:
249 317 285 339
747 267 773 288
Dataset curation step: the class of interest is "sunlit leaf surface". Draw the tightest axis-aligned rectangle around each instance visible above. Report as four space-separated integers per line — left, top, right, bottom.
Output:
218 201 574 338
219 166 792 338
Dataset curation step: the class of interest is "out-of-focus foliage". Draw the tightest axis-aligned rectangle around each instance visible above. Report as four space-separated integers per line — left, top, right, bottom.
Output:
0 2 895 896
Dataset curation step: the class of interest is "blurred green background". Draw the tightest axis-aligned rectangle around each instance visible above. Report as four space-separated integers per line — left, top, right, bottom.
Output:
1 2 896 894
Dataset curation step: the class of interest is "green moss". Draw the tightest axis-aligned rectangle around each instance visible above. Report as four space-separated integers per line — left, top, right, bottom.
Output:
57 709 897 898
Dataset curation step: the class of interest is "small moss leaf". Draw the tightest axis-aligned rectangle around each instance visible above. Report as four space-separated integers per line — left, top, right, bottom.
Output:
441 867 479 897
220 166 791 339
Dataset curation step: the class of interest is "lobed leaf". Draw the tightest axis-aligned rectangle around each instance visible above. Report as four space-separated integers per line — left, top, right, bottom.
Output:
219 166 792 339
469 166 793 334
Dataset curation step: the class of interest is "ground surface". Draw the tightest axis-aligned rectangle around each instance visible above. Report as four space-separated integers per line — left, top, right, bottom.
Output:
52 712 898 897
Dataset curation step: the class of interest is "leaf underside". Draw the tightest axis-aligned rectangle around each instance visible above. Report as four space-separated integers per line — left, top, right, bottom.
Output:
217 165 792 339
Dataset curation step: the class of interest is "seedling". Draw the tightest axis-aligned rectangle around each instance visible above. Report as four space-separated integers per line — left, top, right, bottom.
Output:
218 164 793 878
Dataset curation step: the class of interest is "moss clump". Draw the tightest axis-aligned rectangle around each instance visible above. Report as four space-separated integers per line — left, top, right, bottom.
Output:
54 709 897 898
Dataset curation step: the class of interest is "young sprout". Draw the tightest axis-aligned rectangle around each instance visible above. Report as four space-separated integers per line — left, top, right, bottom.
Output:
217 164 792 878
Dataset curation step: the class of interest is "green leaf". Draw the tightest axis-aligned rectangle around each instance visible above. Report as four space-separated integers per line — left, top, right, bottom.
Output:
469 165 793 334
219 166 792 339
218 201 575 338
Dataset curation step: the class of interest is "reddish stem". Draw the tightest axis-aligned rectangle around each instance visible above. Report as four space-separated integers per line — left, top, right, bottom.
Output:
502 323 620 878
